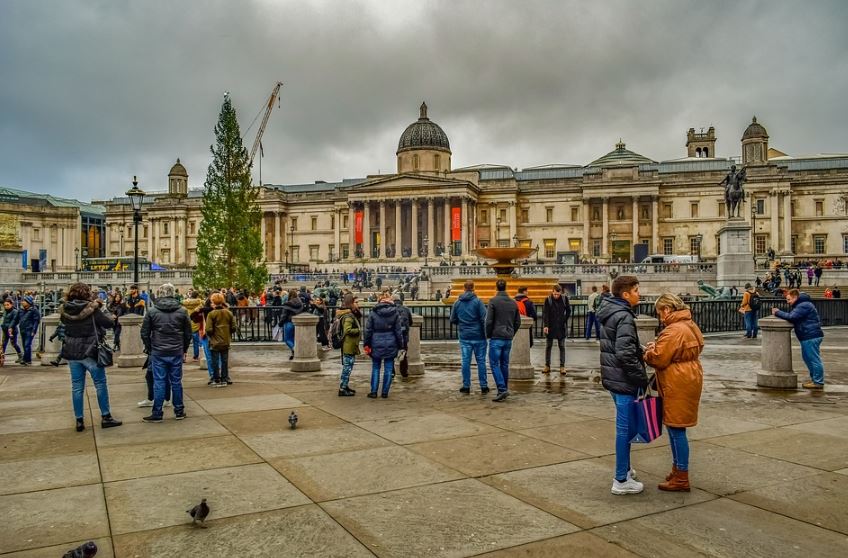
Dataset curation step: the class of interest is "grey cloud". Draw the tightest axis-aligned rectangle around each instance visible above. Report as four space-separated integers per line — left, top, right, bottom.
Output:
1 0 846 200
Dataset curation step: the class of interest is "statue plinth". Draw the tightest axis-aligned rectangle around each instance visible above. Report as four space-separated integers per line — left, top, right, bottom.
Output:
716 218 754 288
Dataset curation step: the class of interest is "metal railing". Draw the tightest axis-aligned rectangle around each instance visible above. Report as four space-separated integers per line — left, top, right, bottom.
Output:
425 262 716 277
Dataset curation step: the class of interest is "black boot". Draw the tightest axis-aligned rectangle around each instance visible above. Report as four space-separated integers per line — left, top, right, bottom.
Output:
101 414 122 428
75 418 85 432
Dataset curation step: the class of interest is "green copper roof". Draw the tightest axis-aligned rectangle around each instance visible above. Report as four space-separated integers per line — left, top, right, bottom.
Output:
588 140 656 167
0 185 105 215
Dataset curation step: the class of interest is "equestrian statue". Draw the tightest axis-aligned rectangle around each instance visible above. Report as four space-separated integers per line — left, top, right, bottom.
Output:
720 164 747 218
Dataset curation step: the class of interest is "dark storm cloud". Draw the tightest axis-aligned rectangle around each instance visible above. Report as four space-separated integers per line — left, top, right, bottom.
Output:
1 0 846 201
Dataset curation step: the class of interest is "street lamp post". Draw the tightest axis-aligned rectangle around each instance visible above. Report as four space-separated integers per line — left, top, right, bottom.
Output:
751 205 757 261
496 217 502 245
126 177 146 285
74 247 79 272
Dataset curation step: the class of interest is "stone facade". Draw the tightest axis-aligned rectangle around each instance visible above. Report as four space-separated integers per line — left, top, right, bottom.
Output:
99 111 848 270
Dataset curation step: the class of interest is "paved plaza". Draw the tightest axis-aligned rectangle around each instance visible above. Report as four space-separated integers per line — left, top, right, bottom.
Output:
1 331 847 557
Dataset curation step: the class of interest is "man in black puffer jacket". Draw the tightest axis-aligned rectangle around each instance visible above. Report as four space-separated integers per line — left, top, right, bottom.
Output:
140 283 192 423
485 279 521 402
597 275 648 496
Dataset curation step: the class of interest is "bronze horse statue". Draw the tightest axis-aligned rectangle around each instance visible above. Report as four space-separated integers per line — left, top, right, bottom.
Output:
721 165 747 218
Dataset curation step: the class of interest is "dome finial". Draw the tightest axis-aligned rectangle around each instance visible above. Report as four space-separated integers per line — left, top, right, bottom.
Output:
616 138 625 150
176 157 180 164
420 101 428 120
752 116 757 123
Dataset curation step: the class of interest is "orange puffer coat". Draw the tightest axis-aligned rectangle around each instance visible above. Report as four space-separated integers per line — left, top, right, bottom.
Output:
644 309 704 428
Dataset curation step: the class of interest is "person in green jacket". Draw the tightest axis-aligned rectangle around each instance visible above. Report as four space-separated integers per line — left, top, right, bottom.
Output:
205 293 236 387
336 293 362 396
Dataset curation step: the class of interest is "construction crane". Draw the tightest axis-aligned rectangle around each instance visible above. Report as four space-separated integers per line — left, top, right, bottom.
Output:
248 81 283 167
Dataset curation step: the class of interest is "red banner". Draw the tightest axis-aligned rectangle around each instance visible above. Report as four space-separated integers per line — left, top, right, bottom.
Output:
451 207 461 241
354 211 364 244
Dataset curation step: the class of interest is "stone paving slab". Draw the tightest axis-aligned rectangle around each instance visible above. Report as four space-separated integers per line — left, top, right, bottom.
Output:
0 428 95 462
696 400 844 427
321 478 578 558
354 411 499 445
483 459 715 529
272 445 464 501
454 403 597 430
104 463 310 535
0 484 110 554
2 538 114 558
112 505 372 557
407 431 589 477
594 497 848 558
295 389 425 422
0 452 100 495
707 427 848 471
240 423 391 459
0 409 82 435
214 406 345 435
686 412 773 441
476 531 639 557
0 395 77 417
784 415 848 438
98 434 262 482
193 392 305 415
93 415 230 448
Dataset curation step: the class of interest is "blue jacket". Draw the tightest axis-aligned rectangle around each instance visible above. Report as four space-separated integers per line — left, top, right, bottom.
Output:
363 301 403 360
450 291 486 341
18 306 41 336
774 293 823 341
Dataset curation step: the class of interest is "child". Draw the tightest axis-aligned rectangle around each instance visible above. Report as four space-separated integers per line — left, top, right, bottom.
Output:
205 292 236 387
49 323 66 367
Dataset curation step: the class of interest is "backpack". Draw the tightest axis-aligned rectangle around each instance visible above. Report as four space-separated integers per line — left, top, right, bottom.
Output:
592 294 602 311
749 292 761 312
330 313 356 350
515 298 527 316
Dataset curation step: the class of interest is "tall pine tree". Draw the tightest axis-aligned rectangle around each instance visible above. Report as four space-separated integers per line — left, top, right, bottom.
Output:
194 94 267 292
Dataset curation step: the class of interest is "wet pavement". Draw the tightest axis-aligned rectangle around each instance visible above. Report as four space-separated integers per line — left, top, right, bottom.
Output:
1 328 847 556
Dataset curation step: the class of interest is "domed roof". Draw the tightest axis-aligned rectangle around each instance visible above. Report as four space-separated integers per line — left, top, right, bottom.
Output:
397 102 451 154
588 140 656 167
168 158 188 177
742 116 768 141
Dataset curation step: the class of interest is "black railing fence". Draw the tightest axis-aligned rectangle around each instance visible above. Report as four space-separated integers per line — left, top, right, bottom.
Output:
226 298 847 342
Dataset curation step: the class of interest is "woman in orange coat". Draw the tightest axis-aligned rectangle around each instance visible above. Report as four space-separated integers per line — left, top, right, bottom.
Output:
644 293 704 492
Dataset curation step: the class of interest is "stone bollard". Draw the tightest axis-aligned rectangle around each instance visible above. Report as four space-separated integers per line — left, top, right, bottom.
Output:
40 313 62 366
757 316 798 389
508 316 535 380
117 314 147 368
291 314 321 372
634 314 659 348
406 314 425 375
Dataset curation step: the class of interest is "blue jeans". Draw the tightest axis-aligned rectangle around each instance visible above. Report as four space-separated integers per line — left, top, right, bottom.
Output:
370 357 394 395
151 354 185 418
340 353 355 388
201 336 213 377
585 312 600 339
21 330 34 363
744 311 759 338
284 321 295 352
460 339 488 389
488 338 512 393
800 337 825 384
68 358 112 419
191 331 201 359
2 330 21 356
611 392 636 481
667 426 689 471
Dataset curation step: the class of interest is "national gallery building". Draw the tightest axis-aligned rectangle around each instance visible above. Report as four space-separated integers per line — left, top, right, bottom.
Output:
99 104 848 269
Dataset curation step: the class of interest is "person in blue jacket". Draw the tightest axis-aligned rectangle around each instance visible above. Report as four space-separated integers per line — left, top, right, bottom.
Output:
450 280 488 394
363 289 404 398
1 299 22 363
772 288 825 389
18 296 41 366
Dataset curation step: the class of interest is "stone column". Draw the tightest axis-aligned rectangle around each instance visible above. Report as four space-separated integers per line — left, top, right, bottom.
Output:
460 197 468 256
651 196 659 254
349 203 356 258
363 202 372 259
508 201 516 244
40 313 62 365
169 218 175 265
260 212 267 259
291 313 321 372
782 191 792 253
601 197 609 258
274 211 281 262
379 200 387 259
334 208 341 262
117 314 146 368
411 199 419 257
394 201 401 258
427 198 435 257
631 196 639 257
582 201 590 257
634 314 659 348
443 198 452 255
406 314 425 375
757 317 797 389
508 316 535 380
489 202 496 245
770 190 779 255
147 219 154 262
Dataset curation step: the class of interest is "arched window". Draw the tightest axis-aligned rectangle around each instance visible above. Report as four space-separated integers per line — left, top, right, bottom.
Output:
696 148 702 158
703 147 709 158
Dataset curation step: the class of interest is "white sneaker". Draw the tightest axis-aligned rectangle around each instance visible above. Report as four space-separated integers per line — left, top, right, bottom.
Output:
163 400 172 407
611 477 644 495
137 399 154 407
627 468 638 481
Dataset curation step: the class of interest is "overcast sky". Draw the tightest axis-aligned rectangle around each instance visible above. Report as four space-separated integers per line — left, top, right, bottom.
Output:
1 0 846 202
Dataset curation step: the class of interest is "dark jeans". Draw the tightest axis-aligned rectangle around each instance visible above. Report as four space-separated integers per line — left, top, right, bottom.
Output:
151 354 184 418
545 337 565 367
145 365 171 402
488 338 511 393
211 348 230 382
21 330 35 363
585 312 600 339
114 324 122 350
2 330 21 356
316 320 329 347
744 311 759 338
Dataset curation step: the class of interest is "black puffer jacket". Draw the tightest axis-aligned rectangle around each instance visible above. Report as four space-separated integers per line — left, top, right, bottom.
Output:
542 294 571 339
59 300 115 361
597 296 648 395
280 298 304 324
140 297 192 357
485 291 521 340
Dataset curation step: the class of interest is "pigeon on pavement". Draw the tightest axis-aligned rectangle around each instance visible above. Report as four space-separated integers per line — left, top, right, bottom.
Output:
187 498 210 527
63 541 97 558
288 410 298 429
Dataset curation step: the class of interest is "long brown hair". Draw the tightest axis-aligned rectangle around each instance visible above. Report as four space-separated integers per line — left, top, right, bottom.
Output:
67 282 93 302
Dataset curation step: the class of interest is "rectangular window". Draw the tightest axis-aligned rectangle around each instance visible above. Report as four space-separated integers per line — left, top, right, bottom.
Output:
499 208 506 221
791 235 798 255
311 216 317 231
813 235 826 254
479 240 490 248
690 202 699 219
127 225 132 239
755 235 767 255
640 205 650 221
715 235 721 256
570 207 579 222
545 207 553 223
591 206 601 222
663 237 674 255
342 214 349 229
569 238 581 252
330 215 335 230
544 239 556 259
341 243 349 259
521 209 529 223
291 246 300 262
843 235 848 255
163 221 169 235
497 239 509 248
478 209 487 225
309 245 319 261
592 239 602 257
291 217 298 231
755 199 765 215
662 203 673 219
790 201 796 217
32 228 40 241
189 221 195 234
815 200 824 217
718 202 726 218
689 236 701 255
142 225 148 238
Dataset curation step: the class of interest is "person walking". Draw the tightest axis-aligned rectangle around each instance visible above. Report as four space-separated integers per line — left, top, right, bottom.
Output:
280 289 304 360
585 286 601 340
1 299 22 364
542 285 571 375
336 293 362 396
182 290 204 362
450 280 489 394
17 296 40 366
393 294 412 377
485 279 521 402
772 288 825 389
814 264 823 286
806 266 814 286
140 283 192 423
597 275 649 495
643 293 704 492
739 283 761 338
363 289 403 398
59 282 122 432
205 292 236 387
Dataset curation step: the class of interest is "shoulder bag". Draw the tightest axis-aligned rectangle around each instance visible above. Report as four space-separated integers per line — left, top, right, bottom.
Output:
91 314 114 368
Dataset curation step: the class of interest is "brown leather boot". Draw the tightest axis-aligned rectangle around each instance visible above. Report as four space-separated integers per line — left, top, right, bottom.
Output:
658 470 690 492
664 465 679 482
542 366 550 374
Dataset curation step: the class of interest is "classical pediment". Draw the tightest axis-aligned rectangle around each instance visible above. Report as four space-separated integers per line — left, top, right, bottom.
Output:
344 173 478 197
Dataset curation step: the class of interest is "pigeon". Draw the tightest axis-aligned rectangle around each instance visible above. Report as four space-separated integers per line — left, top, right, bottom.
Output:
63 541 97 558
288 411 298 429
187 498 210 527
